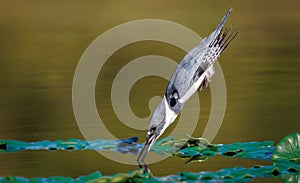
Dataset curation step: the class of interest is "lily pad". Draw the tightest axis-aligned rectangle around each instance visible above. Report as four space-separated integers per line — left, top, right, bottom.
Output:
272 132 300 164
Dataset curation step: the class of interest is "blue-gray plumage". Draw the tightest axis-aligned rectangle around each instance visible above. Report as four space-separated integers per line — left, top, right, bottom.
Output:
137 8 238 172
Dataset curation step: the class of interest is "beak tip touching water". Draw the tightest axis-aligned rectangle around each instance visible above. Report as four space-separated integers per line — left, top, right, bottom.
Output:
137 133 158 173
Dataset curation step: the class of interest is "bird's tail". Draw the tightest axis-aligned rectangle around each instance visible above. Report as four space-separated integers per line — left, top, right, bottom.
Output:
185 8 237 70
206 8 238 57
216 8 233 35
205 8 234 44
198 8 238 70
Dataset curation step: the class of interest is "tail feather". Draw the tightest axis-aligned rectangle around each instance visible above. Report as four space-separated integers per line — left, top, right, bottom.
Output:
215 7 233 34
205 8 233 44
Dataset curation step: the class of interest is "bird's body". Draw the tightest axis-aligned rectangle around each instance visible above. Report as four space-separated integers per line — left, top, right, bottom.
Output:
137 8 238 172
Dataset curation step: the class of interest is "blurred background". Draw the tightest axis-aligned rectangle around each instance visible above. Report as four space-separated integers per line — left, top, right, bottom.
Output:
0 0 299 182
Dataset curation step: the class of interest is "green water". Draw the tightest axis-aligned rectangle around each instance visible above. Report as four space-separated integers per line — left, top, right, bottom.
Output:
0 1 299 182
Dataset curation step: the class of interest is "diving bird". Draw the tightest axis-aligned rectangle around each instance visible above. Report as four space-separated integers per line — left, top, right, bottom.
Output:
137 8 238 172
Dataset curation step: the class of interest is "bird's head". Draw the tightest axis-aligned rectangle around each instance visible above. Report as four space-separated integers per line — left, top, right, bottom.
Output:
145 95 180 147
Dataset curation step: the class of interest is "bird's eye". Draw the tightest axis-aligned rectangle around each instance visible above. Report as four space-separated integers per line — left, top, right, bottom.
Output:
170 97 176 107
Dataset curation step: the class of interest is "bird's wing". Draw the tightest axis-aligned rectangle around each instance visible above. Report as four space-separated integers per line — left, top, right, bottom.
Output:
164 8 235 112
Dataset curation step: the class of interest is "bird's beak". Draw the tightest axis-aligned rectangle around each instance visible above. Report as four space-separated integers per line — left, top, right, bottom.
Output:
146 132 157 147
137 132 158 172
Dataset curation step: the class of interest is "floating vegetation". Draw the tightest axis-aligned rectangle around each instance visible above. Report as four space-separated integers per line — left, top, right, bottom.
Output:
0 136 274 161
0 132 299 182
0 136 140 154
1 160 299 183
0 171 102 183
149 135 274 164
272 132 300 164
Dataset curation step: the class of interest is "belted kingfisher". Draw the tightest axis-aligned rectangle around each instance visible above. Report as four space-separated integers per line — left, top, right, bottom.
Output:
137 8 238 172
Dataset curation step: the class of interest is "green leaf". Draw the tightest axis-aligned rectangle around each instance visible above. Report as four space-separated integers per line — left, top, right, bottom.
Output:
273 132 300 164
